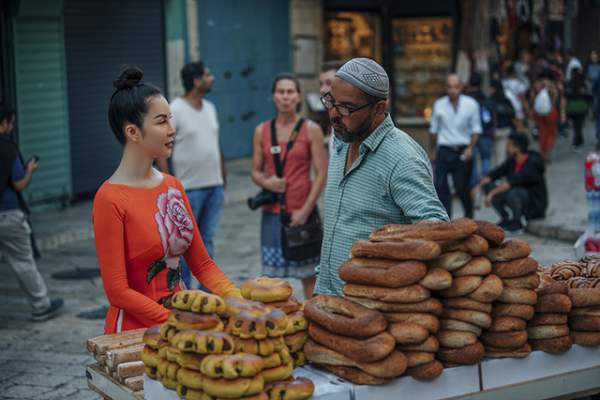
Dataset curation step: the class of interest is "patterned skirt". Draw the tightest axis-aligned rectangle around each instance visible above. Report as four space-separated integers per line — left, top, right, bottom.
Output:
261 212 318 279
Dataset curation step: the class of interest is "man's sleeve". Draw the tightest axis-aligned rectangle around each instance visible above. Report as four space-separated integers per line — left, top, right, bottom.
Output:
390 154 449 223
471 102 483 135
10 158 25 182
429 102 440 134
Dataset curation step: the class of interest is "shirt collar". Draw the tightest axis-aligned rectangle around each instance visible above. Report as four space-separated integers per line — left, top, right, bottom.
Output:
334 113 394 154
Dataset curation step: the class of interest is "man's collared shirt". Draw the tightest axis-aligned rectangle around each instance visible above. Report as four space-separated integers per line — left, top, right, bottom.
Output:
314 115 449 296
430 94 482 147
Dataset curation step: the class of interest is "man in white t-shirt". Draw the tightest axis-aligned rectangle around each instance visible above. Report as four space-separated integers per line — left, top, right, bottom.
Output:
157 62 226 288
430 74 482 219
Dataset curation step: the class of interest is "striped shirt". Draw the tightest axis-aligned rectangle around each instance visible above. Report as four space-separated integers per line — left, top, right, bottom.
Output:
314 114 449 296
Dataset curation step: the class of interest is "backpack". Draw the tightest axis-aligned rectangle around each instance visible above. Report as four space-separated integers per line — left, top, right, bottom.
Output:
566 96 590 116
534 87 553 115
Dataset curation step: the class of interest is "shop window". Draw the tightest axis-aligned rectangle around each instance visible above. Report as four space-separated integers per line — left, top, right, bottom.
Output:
392 17 453 120
324 11 382 63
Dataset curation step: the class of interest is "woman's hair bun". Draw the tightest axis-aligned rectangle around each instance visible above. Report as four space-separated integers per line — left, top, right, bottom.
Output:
113 66 143 90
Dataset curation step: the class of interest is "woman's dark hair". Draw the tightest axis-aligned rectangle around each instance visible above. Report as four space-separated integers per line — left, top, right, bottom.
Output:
0 103 15 124
180 61 205 93
271 73 301 94
108 66 162 145
569 68 586 93
508 132 529 153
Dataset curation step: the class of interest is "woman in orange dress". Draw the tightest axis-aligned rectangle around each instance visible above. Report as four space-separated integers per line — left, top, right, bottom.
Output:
93 67 239 333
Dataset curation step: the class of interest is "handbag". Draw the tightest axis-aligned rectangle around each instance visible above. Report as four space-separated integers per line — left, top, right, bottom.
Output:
269 118 323 262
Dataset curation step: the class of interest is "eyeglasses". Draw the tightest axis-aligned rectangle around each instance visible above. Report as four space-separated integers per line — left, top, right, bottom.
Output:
320 92 378 116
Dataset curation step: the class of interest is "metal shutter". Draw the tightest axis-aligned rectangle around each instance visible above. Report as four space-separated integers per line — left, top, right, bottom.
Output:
64 0 166 196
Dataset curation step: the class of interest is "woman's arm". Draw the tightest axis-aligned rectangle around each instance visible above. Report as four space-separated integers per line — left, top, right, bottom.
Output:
93 194 170 326
290 121 328 226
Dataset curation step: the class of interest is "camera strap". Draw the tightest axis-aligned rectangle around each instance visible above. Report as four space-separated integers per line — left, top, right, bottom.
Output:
269 117 304 215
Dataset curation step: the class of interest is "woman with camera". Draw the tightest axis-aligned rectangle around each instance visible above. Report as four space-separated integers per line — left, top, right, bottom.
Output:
250 74 327 299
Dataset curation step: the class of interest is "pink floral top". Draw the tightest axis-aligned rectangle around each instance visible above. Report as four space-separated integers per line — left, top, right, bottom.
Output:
92 173 236 334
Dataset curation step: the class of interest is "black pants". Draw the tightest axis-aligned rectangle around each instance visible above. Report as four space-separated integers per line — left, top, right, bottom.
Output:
569 113 586 147
434 146 474 219
485 183 529 222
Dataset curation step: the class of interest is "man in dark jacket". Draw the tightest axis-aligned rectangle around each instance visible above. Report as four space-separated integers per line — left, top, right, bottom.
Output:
475 132 548 234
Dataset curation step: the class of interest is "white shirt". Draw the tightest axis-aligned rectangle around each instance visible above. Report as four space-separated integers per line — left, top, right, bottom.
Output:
170 98 223 190
430 95 482 147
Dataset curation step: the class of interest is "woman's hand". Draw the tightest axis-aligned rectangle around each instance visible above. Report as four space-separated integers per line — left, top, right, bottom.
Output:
264 176 286 193
290 207 311 227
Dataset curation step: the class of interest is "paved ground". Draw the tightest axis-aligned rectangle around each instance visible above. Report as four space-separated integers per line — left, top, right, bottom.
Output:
0 120 594 399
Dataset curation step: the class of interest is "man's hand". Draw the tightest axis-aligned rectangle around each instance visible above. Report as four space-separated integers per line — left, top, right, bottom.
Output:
26 158 39 173
430 150 437 163
290 208 311 227
461 146 473 162
485 192 495 207
264 176 286 194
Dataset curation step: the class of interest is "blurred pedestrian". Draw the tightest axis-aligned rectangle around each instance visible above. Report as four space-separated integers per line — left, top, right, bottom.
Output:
430 73 482 219
566 49 583 82
157 61 226 289
93 67 238 333
251 74 327 299
491 79 516 166
530 69 561 162
586 50 600 83
565 68 593 151
0 104 63 321
474 133 547 234
319 60 345 157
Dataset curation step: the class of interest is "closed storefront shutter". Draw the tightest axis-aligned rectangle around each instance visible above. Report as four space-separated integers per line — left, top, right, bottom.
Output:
64 0 166 196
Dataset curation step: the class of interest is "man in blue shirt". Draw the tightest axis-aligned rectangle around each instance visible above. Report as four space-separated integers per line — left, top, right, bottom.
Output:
0 104 63 321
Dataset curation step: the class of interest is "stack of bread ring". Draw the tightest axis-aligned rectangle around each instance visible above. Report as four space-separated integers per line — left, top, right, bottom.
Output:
141 323 167 381
240 277 308 368
483 239 539 358
304 295 408 385
525 269 573 353
568 286 600 347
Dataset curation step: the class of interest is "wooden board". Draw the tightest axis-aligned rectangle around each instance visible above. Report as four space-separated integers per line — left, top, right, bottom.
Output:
87 328 145 355
86 363 142 400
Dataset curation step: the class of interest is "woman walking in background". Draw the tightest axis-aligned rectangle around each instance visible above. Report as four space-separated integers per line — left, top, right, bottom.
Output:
565 68 593 151
251 74 327 299
530 69 561 162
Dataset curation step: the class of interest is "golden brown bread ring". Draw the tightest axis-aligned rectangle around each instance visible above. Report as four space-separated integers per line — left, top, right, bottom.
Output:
484 343 532 358
284 311 308 335
157 342 169 359
369 218 478 242
351 240 441 261
442 298 492 313
571 331 600 346
503 273 541 289
177 351 206 371
224 297 265 318
437 341 485 365
406 360 444 381
383 313 440 333
308 323 395 363
234 337 285 357
487 240 531 262
488 316 527 333
264 297 301 315
228 307 289 340
569 315 600 331
144 365 158 379
453 257 492 276
200 353 264 379
157 358 181 381
202 374 265 398
261 349 287 369
481 331 528 349
436 330 478 348
428 251 472 271
176 367 204 390
347 296 443 316
528 313 568 326
535 293 572 313
419 267 453 290
568 288 600 307
141 345 161 367
438 276 483 298
264 378 315 400
284 330 308 353
317 365 389 385
160 323 177 341
171 289 227 315
440 319 482 336
170 330 235 354
343 283 430 304
527 324 570 340
497 287 538 305
474 220 505 247
404 351 435 368
492 304 535 320
167 309 224 332
438 234 489 256
530 336 572 353
468 274 504 303
241 276 293 303
143 324 162 349
399 336 440 353
492 257 538 278
339 258 427 288
388 322 430 345
166 346 182 362
304 340 407 379
569 306 600 317
441 309 492 329
262 360 294 383
304 295 387 338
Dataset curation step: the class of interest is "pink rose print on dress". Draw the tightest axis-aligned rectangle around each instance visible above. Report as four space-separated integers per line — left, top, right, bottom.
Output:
147 187 194 290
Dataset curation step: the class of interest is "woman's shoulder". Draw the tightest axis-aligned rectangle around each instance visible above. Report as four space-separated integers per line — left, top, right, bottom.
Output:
92 181 130 216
